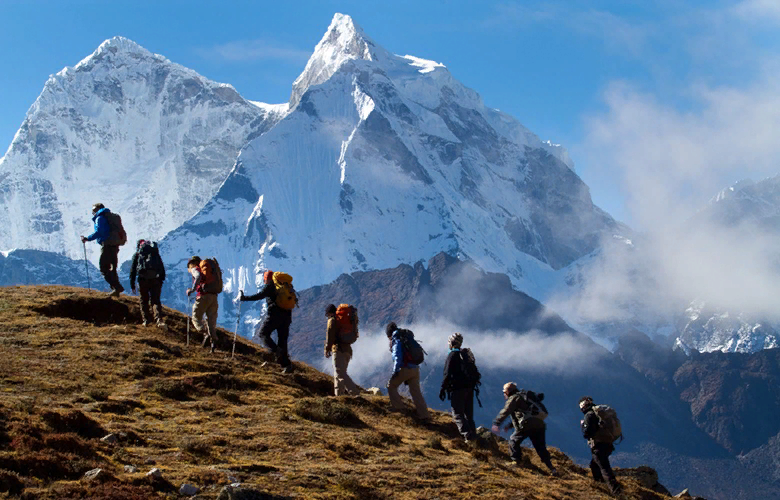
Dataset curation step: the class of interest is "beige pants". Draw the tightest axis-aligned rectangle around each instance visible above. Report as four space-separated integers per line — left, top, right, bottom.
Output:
387 366 430 419
192 293 218 347
333 350 360 396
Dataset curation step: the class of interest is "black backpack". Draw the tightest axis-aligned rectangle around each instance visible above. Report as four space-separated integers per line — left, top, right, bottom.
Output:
458 348 482 389
137 241 164 280
520 390 549 420
397 329 426 365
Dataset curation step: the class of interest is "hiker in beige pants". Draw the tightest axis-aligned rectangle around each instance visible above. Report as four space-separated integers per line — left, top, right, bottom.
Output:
386 321 430 420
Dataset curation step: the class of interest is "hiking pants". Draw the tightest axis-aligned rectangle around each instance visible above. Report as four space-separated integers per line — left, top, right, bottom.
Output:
510 427 555 471
138 278 164 323
333 349 360 396
192 293 219 348
99 244 123 291
255 312 292 368
450 387 476 440
590 443 620 492
387 366 430 420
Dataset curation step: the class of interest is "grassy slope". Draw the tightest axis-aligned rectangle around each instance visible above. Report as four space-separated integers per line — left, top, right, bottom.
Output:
0 286 671 499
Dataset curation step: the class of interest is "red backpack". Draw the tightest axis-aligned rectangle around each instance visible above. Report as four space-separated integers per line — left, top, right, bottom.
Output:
335 304 359 344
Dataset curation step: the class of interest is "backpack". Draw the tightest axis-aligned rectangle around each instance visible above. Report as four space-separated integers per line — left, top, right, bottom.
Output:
137 241 164 280
335 304 359 344
520 390 549 421
103 212 127 246
199 258 223 294
272 272 297 310
397 329 425 365
592 404 622 443
458 348 481 388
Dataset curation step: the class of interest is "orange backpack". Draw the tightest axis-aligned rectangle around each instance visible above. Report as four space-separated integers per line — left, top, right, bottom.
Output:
335 304 359 344
198 258 223 294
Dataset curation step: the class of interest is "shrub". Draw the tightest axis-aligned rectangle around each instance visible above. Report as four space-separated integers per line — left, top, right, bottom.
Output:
152 379 193 400
86 388 111 402
425 436 447 452
178 437 211 456
357 432 402 448
292 398 365 428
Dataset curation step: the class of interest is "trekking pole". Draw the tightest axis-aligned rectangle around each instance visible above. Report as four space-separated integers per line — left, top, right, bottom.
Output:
82 241 91 290
186 295 191 347
232 291 242 360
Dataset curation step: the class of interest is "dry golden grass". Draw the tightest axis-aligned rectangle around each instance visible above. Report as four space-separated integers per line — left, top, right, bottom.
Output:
0 285 671 499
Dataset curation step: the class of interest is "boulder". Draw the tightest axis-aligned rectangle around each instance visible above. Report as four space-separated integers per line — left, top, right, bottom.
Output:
179 483 200 496
124 465 138 473
101 433 118 444
146 468 162 479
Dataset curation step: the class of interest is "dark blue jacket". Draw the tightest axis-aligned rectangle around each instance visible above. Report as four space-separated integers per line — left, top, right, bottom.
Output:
85 208 111 244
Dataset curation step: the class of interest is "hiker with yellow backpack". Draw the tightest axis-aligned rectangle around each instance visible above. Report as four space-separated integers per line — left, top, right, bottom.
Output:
324 304 360 395
240 270 298 374
186 255 223 353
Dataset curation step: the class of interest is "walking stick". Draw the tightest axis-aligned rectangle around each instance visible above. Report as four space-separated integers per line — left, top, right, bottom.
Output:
82 241 91 290
232 292 242 359
186 295 191 347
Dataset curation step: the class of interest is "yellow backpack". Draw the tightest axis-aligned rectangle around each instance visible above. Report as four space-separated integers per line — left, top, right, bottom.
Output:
272 272 297 310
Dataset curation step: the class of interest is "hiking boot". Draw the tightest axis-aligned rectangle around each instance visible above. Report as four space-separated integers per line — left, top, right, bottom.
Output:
156 321 168 331
281 365 294 374
210 345 216 354
142 321 149 327
108 289 121 298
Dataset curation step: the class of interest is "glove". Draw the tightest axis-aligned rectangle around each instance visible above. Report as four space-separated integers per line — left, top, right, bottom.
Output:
439 388 447 401
239 290 245 301
80 236 87 243
186 288 192 296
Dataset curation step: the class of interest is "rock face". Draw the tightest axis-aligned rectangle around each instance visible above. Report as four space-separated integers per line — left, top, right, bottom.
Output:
0 248 97 288
0 36 284 265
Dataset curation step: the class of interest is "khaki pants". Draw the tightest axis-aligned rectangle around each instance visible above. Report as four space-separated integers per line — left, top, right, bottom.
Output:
192 293 218 347
387 366 430 420
333 349 360 396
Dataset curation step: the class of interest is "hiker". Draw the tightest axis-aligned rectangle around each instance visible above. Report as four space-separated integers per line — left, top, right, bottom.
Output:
579 396 623 495
386 322 430 421
324 304 361 395
439 333 479 442
129 239 166 329
240 270 297 374
491 382 558 476
186 256 219 353
80 203 126 297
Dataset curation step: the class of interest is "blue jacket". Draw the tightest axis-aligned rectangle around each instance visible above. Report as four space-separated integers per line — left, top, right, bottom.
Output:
85 208 111 244
391 331 416 374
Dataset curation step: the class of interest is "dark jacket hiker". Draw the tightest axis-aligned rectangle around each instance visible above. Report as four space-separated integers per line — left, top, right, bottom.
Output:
80 203 125 296
439 333 478 441
240 270 296 373
492 382 557 475
580 396 623 495
129 240 166 329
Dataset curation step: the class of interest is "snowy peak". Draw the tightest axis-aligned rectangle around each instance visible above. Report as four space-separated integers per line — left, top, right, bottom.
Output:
290 13 387 108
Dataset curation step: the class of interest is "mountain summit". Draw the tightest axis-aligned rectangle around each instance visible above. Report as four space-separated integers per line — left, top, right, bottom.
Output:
161 13 623 310
0 36 283 264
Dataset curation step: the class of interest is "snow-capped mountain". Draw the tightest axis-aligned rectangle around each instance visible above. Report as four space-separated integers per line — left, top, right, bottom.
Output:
160 13 624 318
0 36 285 266
0 249 97 288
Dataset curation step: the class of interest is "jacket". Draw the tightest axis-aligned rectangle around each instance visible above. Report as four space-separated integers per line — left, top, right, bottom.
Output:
85 208 112 245
129 245 166 288
441 348 474 392
325 317 353 356
582 409 602 443
390 330 416 375
493 392 545 433
189 267 205 297
241 282 292 317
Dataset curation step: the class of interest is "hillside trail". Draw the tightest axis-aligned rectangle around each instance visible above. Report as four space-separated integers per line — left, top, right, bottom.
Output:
0 285 678 499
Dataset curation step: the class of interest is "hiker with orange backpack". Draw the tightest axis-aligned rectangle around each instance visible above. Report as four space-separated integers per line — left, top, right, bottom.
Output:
240 270 297 374
324 304 360 395
186 255 222 353
80 203 126 297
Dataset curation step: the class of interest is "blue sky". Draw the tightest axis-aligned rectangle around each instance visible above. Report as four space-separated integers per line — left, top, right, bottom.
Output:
1 0 779 227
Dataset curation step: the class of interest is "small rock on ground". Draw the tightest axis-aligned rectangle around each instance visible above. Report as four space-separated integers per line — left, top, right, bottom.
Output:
124 465 138 473
146 468 162 478
100 433 118 444
179 483 200 496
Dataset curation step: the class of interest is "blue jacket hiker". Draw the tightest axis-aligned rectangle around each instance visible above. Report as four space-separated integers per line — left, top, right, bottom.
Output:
385 322 430 421
80 203 124 296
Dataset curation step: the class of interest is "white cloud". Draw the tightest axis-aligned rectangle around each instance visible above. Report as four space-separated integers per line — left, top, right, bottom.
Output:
734 0 780 24
197 39 310 64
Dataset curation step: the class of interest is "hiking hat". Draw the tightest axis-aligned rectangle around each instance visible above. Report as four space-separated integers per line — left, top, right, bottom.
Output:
579 396 594 412
263 270 274 283
137 239 146 248
448 332 463 349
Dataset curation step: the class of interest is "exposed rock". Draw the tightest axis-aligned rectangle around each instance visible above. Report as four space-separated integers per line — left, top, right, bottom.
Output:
100 433 118 444
179 483 200 496
366 387 381 395
146 468 162 478
83 468 104 480
217 485 281 500
124 465 138 473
